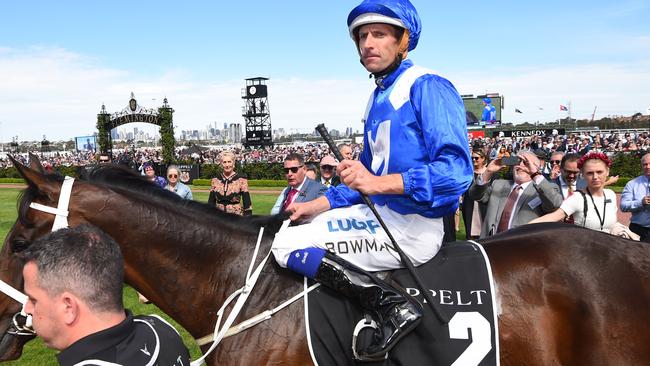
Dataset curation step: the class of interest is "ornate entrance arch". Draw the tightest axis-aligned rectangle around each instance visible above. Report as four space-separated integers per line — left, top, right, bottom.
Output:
96 93 175 163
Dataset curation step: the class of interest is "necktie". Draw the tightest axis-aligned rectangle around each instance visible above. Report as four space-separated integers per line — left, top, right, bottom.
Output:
324 179 331 188
497 185 522 233
282 188 298 211
568 184 574 196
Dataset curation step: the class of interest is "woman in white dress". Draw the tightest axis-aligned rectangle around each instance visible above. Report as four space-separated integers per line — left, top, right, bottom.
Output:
530 152 618 233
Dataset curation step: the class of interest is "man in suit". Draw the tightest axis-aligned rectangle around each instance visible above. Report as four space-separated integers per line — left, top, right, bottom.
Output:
271 153 327 215
468 151 563 238
551 153 586 199
319 155 341 188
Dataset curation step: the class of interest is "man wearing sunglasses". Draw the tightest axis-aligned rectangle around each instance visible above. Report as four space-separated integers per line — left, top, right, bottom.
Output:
270 153 327 215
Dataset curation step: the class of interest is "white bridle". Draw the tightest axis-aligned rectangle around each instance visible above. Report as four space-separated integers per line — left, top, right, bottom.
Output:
28 176 75 232
0 176 75 336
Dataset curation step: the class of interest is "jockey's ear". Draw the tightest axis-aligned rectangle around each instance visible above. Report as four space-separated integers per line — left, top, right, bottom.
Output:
27 152 45 174
8 155 59 201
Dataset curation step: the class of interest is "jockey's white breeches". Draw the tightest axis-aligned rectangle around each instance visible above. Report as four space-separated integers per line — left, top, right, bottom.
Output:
271 204 443 272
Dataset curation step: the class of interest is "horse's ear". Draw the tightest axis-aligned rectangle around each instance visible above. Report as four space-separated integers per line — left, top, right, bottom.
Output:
8 155 59 198
28 152 45 174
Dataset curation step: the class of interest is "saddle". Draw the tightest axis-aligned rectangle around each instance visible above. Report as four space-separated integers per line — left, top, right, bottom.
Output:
305 241 499 365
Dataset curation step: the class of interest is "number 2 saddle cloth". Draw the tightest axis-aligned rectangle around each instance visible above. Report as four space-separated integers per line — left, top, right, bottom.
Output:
306 241 499 366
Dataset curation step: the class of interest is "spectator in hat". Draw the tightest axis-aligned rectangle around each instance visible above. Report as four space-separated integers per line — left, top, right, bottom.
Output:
319 155 341 188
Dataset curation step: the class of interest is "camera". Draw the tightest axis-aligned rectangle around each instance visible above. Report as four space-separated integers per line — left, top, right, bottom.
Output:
501 156 521 166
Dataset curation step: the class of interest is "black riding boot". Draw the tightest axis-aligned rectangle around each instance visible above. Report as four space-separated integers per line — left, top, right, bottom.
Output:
314 252 422 361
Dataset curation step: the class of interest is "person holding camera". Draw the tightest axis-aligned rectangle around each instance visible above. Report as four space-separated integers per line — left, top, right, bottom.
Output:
467 151 563 238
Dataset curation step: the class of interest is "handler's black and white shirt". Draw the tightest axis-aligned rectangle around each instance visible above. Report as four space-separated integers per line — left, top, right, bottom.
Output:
57 310 190 366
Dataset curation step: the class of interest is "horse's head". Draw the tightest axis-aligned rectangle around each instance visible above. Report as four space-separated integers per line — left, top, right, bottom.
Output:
0 154 93 360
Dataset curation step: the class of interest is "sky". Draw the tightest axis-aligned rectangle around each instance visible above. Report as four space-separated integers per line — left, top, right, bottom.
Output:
0 0 649 142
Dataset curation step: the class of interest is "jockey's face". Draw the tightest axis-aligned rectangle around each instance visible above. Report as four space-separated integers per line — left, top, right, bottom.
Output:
358 23 400 74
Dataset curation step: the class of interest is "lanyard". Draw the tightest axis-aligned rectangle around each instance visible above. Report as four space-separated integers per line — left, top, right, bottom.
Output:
586 188 607 230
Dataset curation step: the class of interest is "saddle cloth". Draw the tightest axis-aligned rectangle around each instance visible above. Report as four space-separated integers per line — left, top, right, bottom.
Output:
306 241 499 366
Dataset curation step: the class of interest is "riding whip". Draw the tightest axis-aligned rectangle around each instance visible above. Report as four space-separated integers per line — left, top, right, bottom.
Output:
315 123 447 324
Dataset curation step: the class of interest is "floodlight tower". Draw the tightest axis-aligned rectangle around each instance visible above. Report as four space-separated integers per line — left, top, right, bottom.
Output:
242 77 272 147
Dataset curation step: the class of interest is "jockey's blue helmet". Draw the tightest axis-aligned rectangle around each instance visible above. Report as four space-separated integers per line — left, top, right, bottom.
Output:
347 0 422 52
483 97 492 104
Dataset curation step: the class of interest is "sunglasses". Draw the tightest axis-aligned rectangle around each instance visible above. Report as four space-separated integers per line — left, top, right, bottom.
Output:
321 165 335 170
551 160 562 165
168 174 178 178
284 165 303 174
471 156 482 160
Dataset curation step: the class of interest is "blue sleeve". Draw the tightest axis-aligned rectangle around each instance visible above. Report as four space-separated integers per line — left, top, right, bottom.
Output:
620 180 642 212
402 76 473 210
325 184 363 209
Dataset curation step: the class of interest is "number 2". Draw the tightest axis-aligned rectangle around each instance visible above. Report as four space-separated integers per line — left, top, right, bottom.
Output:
448 311 492 366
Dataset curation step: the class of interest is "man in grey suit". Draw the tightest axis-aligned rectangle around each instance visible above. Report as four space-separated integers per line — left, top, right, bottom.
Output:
468 151 563 238
271 153 328 215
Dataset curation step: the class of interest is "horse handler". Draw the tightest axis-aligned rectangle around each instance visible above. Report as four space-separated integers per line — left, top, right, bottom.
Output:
271 0 472 360
20 225 190 366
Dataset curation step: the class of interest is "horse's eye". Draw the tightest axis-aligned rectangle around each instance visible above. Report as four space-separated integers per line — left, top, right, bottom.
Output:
12 240 29 253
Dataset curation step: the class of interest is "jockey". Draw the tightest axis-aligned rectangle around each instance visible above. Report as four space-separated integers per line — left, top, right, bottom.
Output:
482 97 497 122
271 0 472 360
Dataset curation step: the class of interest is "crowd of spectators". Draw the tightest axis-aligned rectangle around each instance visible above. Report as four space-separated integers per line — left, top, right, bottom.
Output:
0 130 647 170
472 130 649 160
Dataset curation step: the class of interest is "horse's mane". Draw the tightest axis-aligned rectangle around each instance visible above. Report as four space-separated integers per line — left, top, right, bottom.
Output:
19 165 287 235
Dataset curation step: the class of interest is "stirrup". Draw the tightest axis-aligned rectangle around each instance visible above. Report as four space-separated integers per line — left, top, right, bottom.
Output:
351 315 389 362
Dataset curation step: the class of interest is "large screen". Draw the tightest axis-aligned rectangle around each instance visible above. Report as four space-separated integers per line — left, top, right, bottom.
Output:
75 136 97 152
463 96 503 126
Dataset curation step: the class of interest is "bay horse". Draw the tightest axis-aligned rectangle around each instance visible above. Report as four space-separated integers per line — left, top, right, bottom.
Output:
0 155 649 365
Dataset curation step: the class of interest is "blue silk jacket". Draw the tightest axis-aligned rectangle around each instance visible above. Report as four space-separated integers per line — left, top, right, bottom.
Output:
326 60 472 218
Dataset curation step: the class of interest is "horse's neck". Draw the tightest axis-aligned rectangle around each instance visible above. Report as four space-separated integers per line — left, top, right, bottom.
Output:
84 194 263 336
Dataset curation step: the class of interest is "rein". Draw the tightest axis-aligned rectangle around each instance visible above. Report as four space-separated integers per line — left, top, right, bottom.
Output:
192 222 320 365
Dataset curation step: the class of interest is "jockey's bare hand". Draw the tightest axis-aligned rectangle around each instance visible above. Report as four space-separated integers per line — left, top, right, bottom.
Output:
337 160 404 195
287 196 330 222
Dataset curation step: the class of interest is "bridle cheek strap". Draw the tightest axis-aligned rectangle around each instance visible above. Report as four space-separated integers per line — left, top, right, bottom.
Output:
0 176 77 335
28 176 74 232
